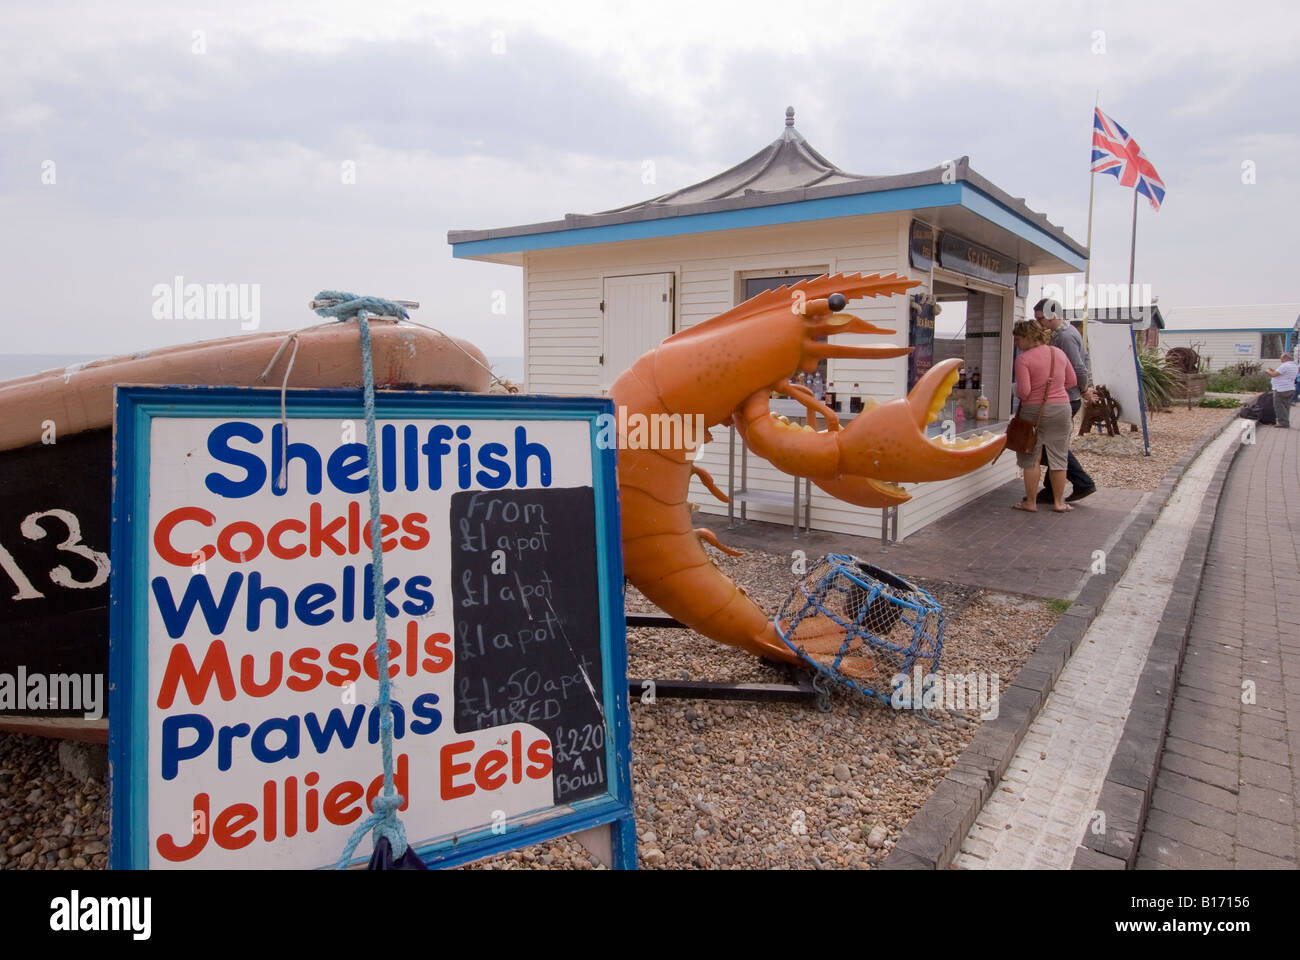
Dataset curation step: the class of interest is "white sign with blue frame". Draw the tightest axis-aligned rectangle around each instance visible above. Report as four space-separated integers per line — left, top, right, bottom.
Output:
109 386 634 869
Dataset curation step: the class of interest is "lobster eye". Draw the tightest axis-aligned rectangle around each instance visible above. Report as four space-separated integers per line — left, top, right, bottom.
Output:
828 293 847 312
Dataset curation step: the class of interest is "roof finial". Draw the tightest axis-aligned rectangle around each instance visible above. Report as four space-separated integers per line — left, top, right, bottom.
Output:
785 106 795 127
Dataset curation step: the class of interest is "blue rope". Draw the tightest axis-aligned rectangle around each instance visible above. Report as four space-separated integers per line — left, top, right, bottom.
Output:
312 291 410 323
325 294 409 869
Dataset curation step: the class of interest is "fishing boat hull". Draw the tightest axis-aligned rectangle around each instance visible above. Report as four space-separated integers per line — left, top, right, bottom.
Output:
0 322 490 740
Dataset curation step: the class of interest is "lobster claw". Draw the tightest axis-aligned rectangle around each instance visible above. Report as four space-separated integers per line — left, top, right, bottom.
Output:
836 359 1006 482
812 475 910 508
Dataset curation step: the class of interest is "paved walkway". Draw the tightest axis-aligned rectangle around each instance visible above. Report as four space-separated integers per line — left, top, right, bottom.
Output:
954 421 1242 869
1136 422 1300 869
698 482 1145 601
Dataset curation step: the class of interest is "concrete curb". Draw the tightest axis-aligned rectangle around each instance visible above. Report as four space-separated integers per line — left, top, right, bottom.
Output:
1071 419 1246 869
879 411 1240 870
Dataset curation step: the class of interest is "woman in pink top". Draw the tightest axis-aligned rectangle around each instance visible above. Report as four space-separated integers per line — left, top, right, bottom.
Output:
1011 320 1078 512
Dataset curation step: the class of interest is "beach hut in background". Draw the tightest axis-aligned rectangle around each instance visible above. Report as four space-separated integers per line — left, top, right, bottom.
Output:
448 109 1088 541
1158 305 1300 370
1066 304 1165 351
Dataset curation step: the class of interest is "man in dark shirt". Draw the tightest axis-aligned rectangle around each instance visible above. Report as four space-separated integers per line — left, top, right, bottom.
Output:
1034 298 1097 503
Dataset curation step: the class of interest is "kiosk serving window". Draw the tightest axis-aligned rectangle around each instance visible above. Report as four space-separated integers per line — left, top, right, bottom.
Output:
932 278 1005 432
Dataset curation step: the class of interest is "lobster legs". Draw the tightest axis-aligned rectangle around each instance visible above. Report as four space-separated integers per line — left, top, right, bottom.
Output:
619 446 797 663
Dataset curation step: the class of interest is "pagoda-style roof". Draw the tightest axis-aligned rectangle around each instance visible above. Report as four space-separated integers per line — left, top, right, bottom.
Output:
449 107 1088 271
598 107 877 212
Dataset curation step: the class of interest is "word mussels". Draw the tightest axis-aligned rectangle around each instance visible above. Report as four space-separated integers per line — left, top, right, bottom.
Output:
205 422 553 497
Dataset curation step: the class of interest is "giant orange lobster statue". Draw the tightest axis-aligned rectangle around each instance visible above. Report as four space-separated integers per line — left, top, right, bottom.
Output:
611 273 1005 668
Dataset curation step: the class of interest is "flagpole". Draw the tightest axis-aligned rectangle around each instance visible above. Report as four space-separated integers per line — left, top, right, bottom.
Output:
1082 172 1096 326
1082 91 1099 351
1127 187 1151 457
1128 187 1138 292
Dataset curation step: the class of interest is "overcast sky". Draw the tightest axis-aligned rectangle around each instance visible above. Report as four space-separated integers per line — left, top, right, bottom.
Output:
2 0 1297 367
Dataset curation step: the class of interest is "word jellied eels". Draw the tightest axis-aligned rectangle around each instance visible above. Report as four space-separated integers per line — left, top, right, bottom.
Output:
205 422 553 496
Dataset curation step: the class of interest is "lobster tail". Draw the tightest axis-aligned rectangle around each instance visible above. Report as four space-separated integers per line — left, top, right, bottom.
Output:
617 444 797 663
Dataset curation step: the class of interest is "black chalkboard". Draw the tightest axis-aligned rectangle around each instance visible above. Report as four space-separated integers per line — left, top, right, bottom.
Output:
450 487 607 805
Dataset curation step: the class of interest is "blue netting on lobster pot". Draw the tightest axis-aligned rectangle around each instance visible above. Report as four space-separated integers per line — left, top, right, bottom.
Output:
775 553 943 705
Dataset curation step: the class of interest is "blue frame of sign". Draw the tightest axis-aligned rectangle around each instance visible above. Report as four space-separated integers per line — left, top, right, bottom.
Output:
108 385 635 870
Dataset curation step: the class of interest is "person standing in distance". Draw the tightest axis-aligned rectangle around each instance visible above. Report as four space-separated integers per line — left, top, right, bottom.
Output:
1265 352 1298 428
1034 298 1097 503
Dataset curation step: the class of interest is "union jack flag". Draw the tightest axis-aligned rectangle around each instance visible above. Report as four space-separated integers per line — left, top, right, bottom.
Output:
1092 107 1165 211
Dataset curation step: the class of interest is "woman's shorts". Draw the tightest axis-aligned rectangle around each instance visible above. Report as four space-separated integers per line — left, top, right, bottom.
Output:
1014 402 1074 470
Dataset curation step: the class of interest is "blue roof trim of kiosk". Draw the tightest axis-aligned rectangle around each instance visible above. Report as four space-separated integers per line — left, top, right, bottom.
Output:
450 182 1085 271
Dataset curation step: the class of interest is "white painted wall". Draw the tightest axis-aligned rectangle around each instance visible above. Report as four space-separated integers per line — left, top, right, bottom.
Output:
1159 331 1266 369
522 215 908 397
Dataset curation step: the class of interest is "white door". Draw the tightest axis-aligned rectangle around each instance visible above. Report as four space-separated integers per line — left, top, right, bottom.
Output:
601 273 674 392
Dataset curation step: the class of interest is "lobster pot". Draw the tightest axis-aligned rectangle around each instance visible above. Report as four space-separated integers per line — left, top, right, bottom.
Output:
775 554 943 703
